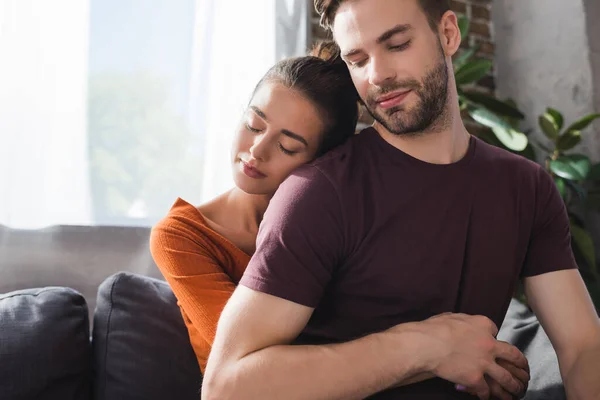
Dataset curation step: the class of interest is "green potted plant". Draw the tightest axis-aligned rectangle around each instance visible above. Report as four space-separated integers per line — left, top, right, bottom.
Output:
454 16 530 154
536 109 600 307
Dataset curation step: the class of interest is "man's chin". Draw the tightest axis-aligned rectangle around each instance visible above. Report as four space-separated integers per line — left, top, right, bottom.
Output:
373 114 412 135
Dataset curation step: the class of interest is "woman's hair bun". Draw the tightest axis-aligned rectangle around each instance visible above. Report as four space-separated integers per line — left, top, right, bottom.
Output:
309 40 344 66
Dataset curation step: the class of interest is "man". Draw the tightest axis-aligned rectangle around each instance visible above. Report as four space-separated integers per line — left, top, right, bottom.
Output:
202 0 600 399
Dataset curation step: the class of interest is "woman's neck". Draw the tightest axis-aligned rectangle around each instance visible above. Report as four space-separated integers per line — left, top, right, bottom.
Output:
226 187 271 235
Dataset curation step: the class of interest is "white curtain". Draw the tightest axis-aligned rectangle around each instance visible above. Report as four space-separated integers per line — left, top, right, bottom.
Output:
0 0 92 228
0 0 308 229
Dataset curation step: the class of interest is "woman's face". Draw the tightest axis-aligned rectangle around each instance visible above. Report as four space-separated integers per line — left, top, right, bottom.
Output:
231 82 325 195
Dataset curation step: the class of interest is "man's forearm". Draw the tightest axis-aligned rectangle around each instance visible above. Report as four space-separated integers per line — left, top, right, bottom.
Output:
202 325 433 400
563 340 600 400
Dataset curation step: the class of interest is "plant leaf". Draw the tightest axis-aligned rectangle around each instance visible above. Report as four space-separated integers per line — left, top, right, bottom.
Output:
458 15 470 40
565 113 600 133
519 143 537 162
531 139 553 153
453 47 478 69
546 108 564 130
469 107 528 151
588 163 600 181
570 222 597 277
549 154 592 181
565 179 587 200
556 130 582 151
470 107 512 130
539 113 559 140
554 177 567 200
455 59 493 85
461 91 525 120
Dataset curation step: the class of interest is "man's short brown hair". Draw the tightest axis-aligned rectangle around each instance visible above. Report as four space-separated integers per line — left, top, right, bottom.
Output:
315 0 450 32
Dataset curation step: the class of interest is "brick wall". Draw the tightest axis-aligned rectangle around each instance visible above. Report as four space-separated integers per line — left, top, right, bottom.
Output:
308 0 495 126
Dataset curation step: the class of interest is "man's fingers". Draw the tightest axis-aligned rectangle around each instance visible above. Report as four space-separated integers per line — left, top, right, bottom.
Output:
486 376 513 400
497 359 530 389
469 376 491 400
494 341 529 371
485 362 523 396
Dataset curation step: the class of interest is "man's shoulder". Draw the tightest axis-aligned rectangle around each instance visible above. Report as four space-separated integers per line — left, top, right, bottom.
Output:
305 128 373 180
273 132 372 212
474 136 543 176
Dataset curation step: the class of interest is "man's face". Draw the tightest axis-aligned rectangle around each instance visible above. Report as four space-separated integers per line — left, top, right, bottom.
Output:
333 0 450 136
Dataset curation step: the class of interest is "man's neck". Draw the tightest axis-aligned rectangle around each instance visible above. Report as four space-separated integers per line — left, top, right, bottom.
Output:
373 113 471 165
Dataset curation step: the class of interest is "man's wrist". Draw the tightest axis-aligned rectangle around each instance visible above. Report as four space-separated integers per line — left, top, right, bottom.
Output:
379 321 436 378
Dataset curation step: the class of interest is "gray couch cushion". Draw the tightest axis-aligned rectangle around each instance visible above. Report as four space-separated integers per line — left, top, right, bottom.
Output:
0 287 91 400
92 272 202 400
498 299 566 400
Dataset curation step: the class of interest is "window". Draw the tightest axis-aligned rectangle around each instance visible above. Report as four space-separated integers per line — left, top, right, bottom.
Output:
0 0 308 228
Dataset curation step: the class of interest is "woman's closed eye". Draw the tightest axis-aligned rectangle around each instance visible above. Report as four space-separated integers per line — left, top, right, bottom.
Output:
278 143 297 156
246 123 297 155
245 123 261 133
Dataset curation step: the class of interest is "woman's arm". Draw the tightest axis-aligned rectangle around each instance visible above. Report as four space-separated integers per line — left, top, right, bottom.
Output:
150 216 238 370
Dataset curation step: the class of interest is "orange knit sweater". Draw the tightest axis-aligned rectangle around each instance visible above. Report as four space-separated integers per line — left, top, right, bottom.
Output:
149 198 251 373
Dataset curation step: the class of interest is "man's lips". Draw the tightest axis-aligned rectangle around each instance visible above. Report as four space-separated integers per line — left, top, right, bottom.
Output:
376 90 412 109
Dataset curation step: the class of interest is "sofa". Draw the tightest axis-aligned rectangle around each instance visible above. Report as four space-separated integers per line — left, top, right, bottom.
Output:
0 225 566 400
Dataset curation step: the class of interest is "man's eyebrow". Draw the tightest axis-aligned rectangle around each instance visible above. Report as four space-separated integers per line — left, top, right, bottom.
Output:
377 24 413 44
250 105 268 121
342 24 413 58
342 48 364 59
281 129 308 147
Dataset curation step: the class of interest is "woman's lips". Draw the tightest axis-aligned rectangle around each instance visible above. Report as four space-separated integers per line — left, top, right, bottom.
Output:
377 90 412 109
240 160 267 179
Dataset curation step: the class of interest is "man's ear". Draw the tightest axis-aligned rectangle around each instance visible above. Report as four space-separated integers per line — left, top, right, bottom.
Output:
438 11 461 58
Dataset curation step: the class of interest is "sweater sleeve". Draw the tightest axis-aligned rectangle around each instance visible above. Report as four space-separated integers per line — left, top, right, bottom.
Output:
149 214 237 370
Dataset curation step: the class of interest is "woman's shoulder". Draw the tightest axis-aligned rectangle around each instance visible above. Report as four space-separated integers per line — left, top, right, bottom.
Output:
150 198 216 252
150 196 248 258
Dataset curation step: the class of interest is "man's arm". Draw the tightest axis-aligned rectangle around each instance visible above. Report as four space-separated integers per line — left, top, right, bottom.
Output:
202 286 429 400
524 269 600 399
201 286 528 400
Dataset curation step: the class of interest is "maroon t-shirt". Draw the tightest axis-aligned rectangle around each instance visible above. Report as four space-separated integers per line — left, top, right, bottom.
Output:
240 127 577 399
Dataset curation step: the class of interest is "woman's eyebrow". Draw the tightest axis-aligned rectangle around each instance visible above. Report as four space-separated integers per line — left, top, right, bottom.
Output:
250 105 268 121
281 129 308 147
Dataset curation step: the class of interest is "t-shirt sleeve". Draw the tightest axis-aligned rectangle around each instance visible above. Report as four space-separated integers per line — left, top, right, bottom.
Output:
239 165 346 308
521 166 579 277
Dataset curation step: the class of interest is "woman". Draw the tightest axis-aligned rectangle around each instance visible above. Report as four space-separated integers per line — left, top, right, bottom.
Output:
149 42 359 373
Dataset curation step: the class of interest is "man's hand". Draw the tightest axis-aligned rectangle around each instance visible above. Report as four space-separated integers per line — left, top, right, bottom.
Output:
403 313 530 400
486 359 529 399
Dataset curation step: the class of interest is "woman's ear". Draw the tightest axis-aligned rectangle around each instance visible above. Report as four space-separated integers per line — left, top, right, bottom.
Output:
438 11 461 58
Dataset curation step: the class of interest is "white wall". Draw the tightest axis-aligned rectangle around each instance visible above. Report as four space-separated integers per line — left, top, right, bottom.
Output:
492 0 599 161
584 0 600 135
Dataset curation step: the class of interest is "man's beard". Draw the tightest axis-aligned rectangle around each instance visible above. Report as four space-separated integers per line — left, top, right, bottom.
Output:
364 55 449 136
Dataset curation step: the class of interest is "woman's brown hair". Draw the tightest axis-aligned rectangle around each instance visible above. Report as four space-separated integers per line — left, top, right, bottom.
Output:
251 40 359 156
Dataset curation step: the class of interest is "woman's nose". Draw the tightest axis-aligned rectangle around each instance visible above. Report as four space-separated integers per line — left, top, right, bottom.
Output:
249 133 269 161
